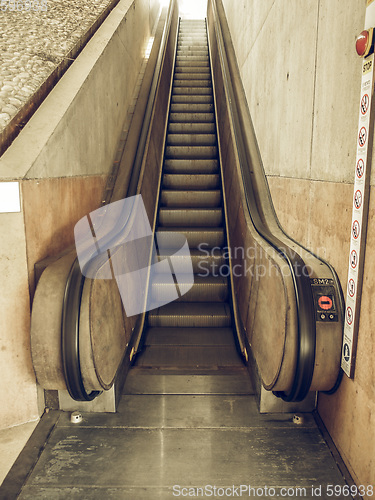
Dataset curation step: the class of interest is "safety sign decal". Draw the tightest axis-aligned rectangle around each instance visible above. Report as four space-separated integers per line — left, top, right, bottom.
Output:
356 159 365 178
341 50 374 377
361 93 370 114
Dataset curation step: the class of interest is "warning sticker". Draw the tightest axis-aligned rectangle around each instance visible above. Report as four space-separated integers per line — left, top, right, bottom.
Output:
358 126 367 147
356 158 365 179
348 278 356 298
361 94 370 115
363 58 373 75
354 189 363 209
346 306 353 326
352 220 360 239
342 51 374 378
343 343 350 363
350 249 358 269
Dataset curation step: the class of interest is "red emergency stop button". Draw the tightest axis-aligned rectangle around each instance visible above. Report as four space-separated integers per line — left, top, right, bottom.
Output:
356 29 374 57
318 296 333 311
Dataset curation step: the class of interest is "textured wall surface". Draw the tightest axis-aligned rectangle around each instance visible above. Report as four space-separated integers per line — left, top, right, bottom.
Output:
221 0 374 493
0 0 161 430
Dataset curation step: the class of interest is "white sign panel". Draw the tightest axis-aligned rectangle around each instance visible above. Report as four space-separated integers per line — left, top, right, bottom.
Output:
341 53 374 377
0 182 21 213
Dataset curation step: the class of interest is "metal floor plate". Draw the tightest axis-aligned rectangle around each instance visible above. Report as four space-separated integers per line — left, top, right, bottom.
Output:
17 425 348 499
123 369 255 395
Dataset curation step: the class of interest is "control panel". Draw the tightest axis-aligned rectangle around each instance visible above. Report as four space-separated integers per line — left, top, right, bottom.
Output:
310 278 339 322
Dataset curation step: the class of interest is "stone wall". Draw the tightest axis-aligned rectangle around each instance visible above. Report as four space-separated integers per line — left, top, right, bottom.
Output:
0 0 161 429
220 0 374 493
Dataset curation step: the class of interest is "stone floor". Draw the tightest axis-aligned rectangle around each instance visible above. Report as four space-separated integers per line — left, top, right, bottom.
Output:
0 0 114 131
0 370 352 500
0 420 38 485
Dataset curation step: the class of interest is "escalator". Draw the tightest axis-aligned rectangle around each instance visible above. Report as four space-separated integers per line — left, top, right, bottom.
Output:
135 18 245 375
30 0 344 409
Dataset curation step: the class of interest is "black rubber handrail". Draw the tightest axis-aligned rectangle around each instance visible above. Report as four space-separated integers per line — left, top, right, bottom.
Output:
61 0 176 401
210 0 316 402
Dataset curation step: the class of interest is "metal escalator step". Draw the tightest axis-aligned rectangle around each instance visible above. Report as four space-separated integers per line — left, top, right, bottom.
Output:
162 173 219 190
147 302 231 328
134 344 241 368
170 103 213 114
179 33 206 37
168 123 215 134
123 369 254 395
178 37 207 43
176 51 209 58
177 45 209 51
156 227 224 248
156 247 226 274
160 189 221 208
179 30 206 34
169 112 214 123
171 95 213 105
144 327 235 346
165 145 217 159
159 207 222 227
173 79 211 88
151 275 228 303
175 65 210 73
172 87 211 96
174 73 211 81
175 58 209 66
163 158 219 174
179 30 207 34
179 27 206 31
178 38 207 42
167 133 216 146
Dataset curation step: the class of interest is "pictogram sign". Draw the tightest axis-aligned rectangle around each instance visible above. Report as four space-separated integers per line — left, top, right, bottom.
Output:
342 9 375 376
356 158 365 178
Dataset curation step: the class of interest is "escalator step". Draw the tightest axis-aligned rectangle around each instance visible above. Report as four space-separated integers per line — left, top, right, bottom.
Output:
175 66 210 73
174 73 211 81
151 275 228 303
162 173 220 190
159 207 222 227
156 227 225 248
176 51 209 58
165 145 217 159
171 95 213 105
160 189 221 207
148 302 231 328
164 159 219 174
134 344 241 368
124 369 254 395
170 103 214 113
173 80 211 88
175 59 209 67
172 87 212 96
167 133 216 146
168 123 215 134
156 248 226 274
169 112 214 123
144 327 235 346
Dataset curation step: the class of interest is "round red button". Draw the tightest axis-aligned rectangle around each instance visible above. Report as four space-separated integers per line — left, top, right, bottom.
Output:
356 30 370 56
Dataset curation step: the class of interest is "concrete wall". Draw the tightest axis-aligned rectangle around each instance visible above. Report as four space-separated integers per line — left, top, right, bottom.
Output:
0 0 161 430
220 0 374 493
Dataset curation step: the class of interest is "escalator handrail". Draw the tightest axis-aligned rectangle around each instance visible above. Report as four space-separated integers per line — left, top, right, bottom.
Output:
210 0 316 402
61 0 176 401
